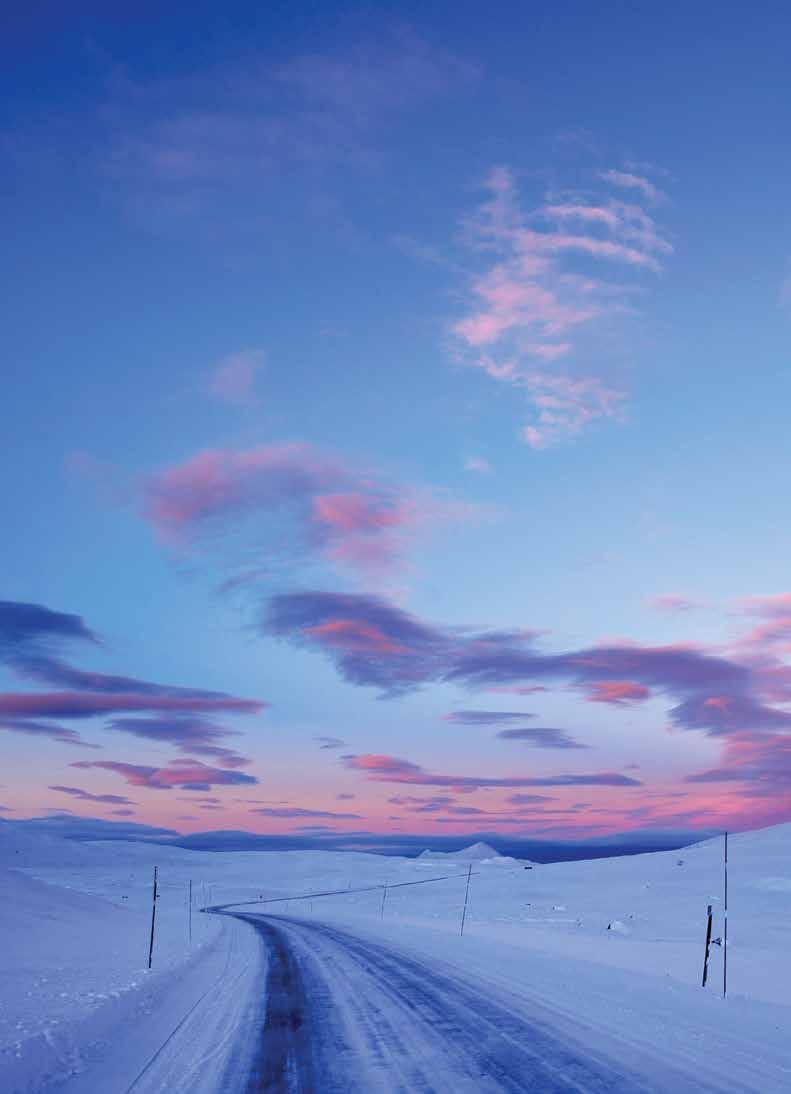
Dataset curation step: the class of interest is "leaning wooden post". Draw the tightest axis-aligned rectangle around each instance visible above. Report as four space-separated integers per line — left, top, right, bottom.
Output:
702 904 713 986
148 866 158 970
188 879 193 946
723 832 728 999
460 864 473 937
380 883 388 920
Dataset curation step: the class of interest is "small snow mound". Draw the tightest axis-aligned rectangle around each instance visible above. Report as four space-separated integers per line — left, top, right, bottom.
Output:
458 842 501 860
418 842 501 862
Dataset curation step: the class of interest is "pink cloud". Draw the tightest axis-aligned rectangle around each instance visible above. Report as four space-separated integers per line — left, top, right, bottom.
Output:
523 373 626 448
454 264 597 349
541 202 671 259
143 443 470 579
738 594 791 618
536 230 662 272
71 758 258 790
452 164 671 445
304 619 410 656
597 169 665 204
207 349 264 405
313 492 405 534
727 596 791 662
542 204 621 229
585 681 651 704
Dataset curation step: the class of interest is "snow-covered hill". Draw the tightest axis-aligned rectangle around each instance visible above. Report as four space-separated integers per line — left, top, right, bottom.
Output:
1 822 790 1091
417 839 528 866
419 840 498 860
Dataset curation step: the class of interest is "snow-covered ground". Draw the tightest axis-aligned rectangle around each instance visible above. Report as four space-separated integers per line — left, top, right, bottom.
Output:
1 820 790 1091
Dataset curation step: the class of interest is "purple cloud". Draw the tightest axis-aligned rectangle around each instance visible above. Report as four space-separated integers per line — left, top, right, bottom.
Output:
344 753 641 788
71 758 258 791
48 785 135 805
265 590 456 694
496 727 589 750
251 806 361 819
265 592 755 723
106 715 251 767
507 793 556 804
685 733 791 793
0 600 98 654
0 691 263 719
142 443 472 581
0 601 265 760
0 718 98 748
444 710 535 725
10 653 238 700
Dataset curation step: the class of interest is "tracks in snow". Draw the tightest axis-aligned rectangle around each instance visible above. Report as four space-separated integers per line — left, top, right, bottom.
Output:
234 914 664 1094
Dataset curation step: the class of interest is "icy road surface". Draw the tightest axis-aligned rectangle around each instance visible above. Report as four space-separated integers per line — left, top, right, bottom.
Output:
233 913 717 1094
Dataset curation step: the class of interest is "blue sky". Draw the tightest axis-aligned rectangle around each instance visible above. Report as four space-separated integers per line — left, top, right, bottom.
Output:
1 2 790 842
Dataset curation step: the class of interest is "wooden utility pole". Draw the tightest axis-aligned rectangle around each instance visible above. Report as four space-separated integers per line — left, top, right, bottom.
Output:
148 866 158 970
723 832 728 998
380 883 388 920
702 904 713 986
188 879 193 945
460 864 473 936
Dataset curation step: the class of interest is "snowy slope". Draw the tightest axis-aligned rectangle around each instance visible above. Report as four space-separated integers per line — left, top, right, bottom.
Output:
1 822 789 1091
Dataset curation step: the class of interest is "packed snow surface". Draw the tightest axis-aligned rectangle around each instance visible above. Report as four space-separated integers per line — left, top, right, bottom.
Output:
1 821 790 1091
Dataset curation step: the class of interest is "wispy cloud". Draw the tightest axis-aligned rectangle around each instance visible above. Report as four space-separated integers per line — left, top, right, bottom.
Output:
71 758 258 791
451 164 671 445
0 691 261 719
142 442 475 582
444 710 535 726
107 715 251 767
106 31 479 224
344 753 641 788
584 681 651 704
207 349 265 406
251 806 361 819
48 785 135 805
0 600 98 654
597 169 666 204
0 599 263 763
0 718 98 748
646 593 699 614
496 727 589 749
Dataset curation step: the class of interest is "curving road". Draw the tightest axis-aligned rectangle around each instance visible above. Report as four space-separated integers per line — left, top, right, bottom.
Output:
230 914 664 1094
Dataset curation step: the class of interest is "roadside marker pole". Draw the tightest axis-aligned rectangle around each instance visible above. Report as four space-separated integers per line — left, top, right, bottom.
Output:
701 904 713 986
147 866 158 970
460 864 473 937
723 832 728 999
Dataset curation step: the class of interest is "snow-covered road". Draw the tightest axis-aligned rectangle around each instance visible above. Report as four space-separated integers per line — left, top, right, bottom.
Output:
233 913 714 1093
